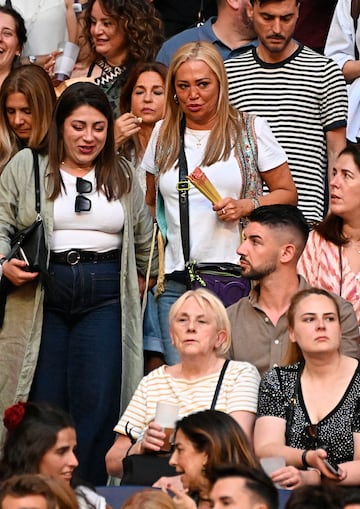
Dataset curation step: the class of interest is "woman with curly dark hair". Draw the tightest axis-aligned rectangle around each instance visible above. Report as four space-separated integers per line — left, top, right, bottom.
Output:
83 0 164 116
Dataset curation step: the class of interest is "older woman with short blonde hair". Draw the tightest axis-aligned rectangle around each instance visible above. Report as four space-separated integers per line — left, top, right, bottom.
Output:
106 288 260 480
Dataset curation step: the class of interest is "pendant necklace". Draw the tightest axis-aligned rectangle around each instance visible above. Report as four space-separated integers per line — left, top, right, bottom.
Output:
188 128 209 148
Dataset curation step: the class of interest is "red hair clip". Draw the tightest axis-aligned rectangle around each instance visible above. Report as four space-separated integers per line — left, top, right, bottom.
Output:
3 401 26 432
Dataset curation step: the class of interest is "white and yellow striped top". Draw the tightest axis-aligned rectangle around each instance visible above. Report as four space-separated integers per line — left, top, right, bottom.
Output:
114 360 260 438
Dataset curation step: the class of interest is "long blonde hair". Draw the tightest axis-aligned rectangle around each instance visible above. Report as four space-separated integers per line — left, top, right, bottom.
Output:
0 65 56 173
156 41 245 172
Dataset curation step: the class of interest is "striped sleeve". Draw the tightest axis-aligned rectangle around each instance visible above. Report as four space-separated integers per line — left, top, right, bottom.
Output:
224 46 348 222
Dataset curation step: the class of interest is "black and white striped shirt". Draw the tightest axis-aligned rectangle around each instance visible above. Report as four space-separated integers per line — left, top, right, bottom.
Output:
225 44 348 222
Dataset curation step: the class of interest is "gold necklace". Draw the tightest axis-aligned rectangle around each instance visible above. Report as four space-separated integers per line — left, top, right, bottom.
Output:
188 129 209 148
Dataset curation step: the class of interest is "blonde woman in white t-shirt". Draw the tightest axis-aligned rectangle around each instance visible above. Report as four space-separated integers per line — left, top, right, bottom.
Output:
141 40 297 366
106 288 261 481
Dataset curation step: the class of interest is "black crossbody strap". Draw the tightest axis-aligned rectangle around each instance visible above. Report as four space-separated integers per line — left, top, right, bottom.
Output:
210 359 230 410
178 116 190 264
352 0 360 60
31 149 41 214
5 0 12 6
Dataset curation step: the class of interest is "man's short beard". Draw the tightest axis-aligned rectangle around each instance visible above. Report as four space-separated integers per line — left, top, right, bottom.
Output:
240 261 277 280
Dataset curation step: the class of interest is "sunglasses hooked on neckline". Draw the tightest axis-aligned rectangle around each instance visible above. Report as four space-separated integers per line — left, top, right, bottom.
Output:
75 177 92 213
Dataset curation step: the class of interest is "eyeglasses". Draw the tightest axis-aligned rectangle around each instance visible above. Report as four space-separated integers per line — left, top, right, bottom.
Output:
75 177 92 213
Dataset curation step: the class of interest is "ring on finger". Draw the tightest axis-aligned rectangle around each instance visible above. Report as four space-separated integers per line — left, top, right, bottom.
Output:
222 208 226 215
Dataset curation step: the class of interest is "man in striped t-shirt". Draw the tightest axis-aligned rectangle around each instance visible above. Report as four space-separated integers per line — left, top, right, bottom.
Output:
225 0 348 223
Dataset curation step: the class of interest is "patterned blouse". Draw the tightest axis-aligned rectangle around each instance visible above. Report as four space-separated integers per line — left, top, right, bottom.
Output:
298 230 360 325
257 362 360 465
87 58 130 118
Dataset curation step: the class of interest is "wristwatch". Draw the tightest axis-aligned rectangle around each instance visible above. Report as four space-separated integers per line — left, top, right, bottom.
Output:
0 257 7 279
28 55 37 64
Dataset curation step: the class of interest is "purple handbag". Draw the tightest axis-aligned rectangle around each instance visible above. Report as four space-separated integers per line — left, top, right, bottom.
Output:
186 262 250 307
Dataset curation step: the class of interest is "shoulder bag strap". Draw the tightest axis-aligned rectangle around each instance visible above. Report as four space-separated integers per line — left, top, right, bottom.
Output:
210 359 230 410
3 150 42 263
31 149 41 215
5 0 12 7
351 0 360 60
178 116 190 264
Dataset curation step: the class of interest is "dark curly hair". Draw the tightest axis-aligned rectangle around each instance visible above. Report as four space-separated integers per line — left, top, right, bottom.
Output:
84 0 164 64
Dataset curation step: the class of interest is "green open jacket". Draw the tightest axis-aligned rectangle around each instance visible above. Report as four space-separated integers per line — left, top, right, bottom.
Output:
0 149 158 445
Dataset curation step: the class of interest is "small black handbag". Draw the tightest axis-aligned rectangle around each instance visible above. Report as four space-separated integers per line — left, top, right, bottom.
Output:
0 150 48 327
120 360 229 486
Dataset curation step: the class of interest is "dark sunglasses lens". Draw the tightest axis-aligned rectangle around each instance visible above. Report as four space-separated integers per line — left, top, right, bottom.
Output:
76 177 92 194
75 195 91 213
306 424 317 439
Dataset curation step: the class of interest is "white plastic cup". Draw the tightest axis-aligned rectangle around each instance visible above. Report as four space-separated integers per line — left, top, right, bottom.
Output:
260 456 286 488
54 42 80 82
155 402 179 452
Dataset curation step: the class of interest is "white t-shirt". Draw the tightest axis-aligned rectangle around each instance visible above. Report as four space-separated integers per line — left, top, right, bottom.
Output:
141 117 286 273
51 169 124 252
1 0 68 56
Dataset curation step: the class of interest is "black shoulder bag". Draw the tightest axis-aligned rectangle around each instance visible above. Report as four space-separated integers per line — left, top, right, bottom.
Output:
0 150 48 327
177 118 250 307
120 360 230 486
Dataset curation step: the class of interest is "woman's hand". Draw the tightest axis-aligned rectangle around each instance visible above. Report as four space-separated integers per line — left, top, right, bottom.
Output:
138 274 156 298
2 259 39 286
270 465 310 489
114 113 142 148
306 448 347 482
43 50 64 85
165 483 197 509
153 474 183 490
213 198 253 222
142 421 166 452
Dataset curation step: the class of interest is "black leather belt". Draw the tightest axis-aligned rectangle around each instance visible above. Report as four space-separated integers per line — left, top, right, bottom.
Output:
166 271 187 284
50 249 119 265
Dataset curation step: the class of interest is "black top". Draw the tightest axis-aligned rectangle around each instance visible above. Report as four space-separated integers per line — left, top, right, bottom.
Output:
154 0 217 38
257 362 360 465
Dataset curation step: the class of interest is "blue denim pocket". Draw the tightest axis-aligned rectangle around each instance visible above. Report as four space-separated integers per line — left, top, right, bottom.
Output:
89 263 120 306
46 261 120 315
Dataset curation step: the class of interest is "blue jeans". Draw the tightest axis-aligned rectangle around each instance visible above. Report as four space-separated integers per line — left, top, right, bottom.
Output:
157 279 187 365
143 289 163 354
30 260 121 486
